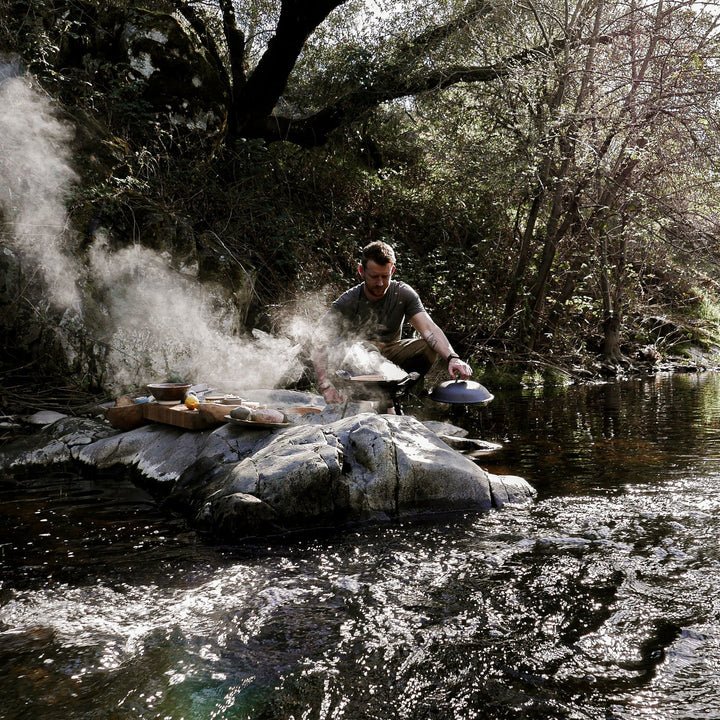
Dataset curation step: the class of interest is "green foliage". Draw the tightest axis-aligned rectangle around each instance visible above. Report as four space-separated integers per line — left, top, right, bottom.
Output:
3 0 720 385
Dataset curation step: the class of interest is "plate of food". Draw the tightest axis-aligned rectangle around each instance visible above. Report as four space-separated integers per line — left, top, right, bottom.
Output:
224 407 290 429
224 416 291 430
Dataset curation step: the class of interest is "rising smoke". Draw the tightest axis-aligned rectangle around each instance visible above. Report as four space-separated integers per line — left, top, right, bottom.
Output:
87 238 307 390
0 61 80 309
0 60 322 393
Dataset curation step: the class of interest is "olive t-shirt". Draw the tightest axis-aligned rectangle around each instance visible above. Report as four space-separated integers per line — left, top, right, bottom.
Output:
326 281 425 343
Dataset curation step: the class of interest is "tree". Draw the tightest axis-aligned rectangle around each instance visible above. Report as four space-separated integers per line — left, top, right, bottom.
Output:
5 0 720 381
486 0 720 362
168 0 616 146
4 0 616 147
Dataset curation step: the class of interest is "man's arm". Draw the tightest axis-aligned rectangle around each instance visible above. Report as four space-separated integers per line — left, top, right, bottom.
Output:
311 345 343 404
409 311 472 379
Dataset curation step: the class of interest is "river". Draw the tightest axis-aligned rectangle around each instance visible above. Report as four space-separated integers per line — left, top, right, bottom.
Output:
2 371 720 719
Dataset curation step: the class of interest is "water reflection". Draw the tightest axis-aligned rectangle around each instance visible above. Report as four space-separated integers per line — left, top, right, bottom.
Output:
2 373 720 718
468 372 720 498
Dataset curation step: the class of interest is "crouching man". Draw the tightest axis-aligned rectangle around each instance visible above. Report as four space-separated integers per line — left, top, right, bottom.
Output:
312 241 472 409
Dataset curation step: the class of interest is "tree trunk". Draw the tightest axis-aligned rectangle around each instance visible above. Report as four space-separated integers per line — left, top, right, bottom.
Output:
602 313 623 363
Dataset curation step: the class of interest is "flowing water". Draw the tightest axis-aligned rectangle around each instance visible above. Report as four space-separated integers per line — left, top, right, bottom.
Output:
2 372 720 719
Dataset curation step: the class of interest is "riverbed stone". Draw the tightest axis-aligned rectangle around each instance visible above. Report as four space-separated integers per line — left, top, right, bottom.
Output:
200 492 281 538
0 405 536 540
3 416 115 469
23 410 69 426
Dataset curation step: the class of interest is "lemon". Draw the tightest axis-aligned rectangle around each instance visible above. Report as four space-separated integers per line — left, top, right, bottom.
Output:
185 394 200 410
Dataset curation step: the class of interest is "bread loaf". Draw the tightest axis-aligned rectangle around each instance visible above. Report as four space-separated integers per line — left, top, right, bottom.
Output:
251 408 285 424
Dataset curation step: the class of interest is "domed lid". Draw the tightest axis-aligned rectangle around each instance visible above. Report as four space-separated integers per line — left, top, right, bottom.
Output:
428 379 494 405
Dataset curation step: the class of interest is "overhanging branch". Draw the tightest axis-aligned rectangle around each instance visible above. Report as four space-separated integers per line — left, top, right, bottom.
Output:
258 33 610 146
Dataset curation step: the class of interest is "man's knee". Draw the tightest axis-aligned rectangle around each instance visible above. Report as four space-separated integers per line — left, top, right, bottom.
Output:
400 341 437 376
374 338 437 376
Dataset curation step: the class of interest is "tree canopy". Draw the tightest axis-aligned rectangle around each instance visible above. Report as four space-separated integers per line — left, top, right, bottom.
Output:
172 0 595 146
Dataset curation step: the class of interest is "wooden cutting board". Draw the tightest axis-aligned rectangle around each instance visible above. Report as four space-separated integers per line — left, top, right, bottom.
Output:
143 402 213 430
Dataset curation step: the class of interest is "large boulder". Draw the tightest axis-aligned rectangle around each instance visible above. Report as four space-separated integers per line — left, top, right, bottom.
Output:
47 1 229 139
0 409 535 541
117 7 228 135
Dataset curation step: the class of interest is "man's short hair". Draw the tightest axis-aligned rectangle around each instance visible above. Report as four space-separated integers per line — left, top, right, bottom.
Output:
362 241 396 268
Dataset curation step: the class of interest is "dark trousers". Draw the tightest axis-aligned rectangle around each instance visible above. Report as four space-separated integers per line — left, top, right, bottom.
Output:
373 337 438 377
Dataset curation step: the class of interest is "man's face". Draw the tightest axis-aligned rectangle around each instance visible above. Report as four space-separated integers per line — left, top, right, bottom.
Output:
359 259 395 301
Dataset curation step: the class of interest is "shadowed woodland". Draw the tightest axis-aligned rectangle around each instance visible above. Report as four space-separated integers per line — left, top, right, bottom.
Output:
1 0 720 403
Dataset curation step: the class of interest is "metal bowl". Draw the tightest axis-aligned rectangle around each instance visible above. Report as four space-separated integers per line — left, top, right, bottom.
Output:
428 379 494 405
146 382 191 403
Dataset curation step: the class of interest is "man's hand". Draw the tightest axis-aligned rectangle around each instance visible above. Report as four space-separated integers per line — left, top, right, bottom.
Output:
320 384 343 404
448 357 472 380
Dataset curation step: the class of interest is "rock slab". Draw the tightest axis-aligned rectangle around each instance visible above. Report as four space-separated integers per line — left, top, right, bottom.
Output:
1 410 535 540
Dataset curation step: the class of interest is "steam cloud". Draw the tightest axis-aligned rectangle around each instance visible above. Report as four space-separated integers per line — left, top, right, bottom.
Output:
337 342 406 380
0 61 326 393
0 62 80 308
88 238 309 390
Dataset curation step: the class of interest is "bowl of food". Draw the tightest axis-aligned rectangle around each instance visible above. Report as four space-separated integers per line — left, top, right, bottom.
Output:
147 382 192 404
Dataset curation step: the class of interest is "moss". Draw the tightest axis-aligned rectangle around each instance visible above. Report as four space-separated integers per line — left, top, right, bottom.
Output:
477 367 525 389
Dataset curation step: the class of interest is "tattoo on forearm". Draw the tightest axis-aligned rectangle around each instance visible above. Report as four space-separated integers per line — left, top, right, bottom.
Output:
425 331 438 351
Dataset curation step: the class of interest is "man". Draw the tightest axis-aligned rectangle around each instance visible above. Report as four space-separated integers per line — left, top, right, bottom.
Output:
313 241 472 406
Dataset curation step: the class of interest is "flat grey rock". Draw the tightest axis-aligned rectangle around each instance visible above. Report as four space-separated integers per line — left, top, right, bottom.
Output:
1 403 535 540
23 410 68 425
